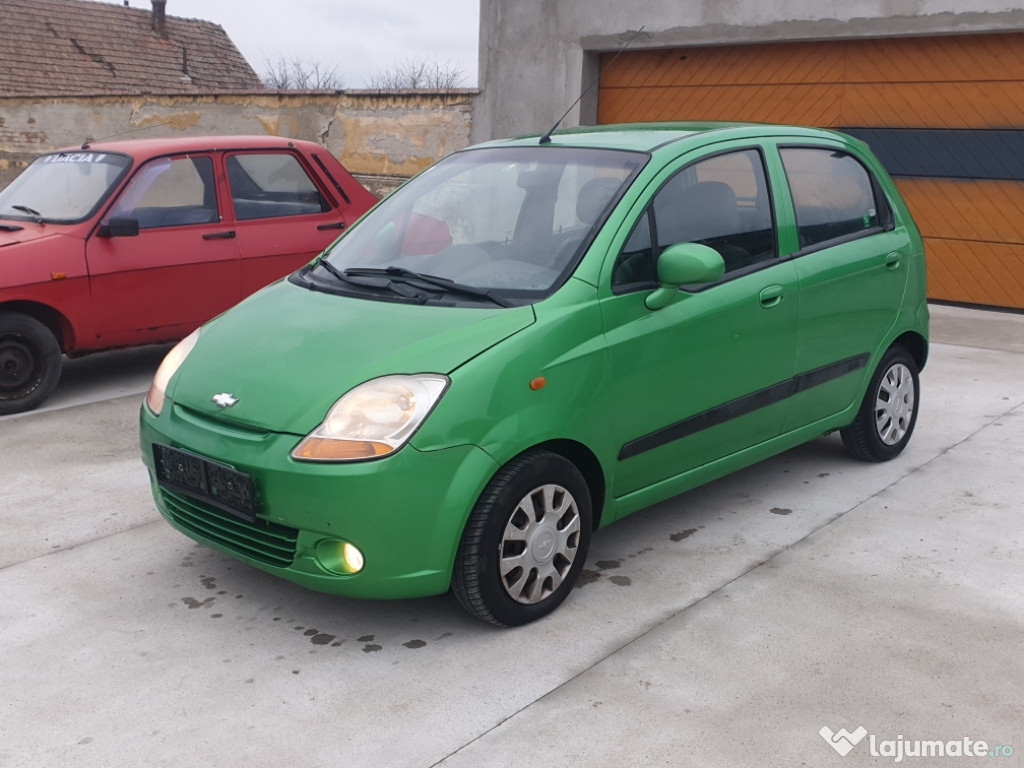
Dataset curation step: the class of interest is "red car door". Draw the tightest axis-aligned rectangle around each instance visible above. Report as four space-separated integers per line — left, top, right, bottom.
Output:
224 150 355 297
85 153 241 346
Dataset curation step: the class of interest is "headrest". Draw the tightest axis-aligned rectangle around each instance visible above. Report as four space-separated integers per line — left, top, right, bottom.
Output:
576 177 621 223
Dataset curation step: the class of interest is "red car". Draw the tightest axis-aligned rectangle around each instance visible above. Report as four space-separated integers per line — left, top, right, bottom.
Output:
0 135 377 414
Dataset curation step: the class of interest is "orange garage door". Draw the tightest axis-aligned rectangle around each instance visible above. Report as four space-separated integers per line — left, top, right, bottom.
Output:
597 34 1024 310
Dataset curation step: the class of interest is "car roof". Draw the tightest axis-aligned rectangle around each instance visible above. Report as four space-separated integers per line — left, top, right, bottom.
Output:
476 122 851 153
52 135 322 159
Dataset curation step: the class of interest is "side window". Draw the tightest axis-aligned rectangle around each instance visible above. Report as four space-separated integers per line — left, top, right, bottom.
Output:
227 153 329 221
613 149 776 290
780 148 891 250
109 156 217 229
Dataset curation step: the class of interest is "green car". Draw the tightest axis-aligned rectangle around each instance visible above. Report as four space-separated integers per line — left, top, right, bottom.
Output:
140 123 928 626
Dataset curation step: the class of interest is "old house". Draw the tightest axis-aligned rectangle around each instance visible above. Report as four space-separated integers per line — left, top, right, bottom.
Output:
0 0 261 95
0 0 470 197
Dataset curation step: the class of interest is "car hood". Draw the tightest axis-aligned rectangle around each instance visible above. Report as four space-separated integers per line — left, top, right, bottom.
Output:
169 279 536 434
0 225 59 248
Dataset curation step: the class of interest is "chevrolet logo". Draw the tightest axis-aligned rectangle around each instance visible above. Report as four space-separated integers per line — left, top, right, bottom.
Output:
211 392 239 408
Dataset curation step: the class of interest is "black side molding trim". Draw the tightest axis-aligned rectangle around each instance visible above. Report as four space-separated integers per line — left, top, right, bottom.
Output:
618 353 870 461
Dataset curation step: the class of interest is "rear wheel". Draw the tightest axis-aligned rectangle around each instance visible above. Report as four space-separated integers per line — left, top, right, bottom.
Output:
0 312 62 415
841 345 919 462
452 450 592 626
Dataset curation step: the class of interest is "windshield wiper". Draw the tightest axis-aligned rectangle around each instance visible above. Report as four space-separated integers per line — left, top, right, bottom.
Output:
312 254 350 283
11 205 43 223
306 257 430 302
0 222 24 231
344 266 511 308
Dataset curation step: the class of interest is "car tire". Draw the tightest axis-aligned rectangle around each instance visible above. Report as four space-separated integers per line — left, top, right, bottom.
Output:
840 345 919 462
0 312 62 415
452 449 593 626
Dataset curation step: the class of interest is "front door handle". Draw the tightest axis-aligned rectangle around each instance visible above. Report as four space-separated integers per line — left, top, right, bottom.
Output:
885 251 902 269
759 284 784 309
203 230 236 240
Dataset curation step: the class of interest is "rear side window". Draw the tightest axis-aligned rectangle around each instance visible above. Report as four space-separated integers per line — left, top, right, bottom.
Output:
780 148 893 250
227 153 329 220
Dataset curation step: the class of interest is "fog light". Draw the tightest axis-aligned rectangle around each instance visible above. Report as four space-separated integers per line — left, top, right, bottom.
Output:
316 539 365 575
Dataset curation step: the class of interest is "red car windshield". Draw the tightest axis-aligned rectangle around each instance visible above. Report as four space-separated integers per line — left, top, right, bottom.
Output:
0 151 131 224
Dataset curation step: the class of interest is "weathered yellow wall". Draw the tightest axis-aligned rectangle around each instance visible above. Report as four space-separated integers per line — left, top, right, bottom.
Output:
0 90 475 195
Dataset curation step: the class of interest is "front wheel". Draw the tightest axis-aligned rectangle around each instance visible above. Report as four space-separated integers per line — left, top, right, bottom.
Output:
0 312 63 415
452 450 593 626
841 345 919 462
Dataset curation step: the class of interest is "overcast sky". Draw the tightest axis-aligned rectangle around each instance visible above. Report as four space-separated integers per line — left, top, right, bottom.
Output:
122 0 480 88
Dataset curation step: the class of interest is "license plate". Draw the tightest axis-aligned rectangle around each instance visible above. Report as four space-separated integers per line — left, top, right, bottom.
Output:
153 443 257 522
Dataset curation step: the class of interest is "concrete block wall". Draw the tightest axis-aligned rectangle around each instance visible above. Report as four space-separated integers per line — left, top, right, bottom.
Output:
0 90 476 195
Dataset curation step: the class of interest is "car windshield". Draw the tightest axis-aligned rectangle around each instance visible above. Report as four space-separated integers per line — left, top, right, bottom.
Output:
0 151 131 224
312 145 646 304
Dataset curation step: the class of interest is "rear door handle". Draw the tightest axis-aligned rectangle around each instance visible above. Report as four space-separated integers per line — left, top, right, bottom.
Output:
885 251 902 269
317 222 347 231
203 230 236 240
759 284 784 309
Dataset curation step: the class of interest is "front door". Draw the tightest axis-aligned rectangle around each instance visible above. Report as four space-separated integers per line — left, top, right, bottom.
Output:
86 153 240 345
601 148 799 499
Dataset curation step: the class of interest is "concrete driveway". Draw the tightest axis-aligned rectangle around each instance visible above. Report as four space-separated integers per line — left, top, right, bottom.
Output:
1 305 1021 767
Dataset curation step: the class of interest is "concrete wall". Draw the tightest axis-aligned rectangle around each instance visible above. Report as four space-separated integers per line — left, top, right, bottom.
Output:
0 90 476 195
473 0 1024 143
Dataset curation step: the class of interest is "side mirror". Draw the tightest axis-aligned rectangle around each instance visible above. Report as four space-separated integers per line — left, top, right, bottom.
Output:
645 243 725 310
98 217 140 238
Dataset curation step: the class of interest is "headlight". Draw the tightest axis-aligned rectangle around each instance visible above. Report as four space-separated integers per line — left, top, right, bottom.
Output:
291 374 449 462
146 329 200 415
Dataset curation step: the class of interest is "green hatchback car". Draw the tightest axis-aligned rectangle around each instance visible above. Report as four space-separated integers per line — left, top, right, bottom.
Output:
140 123 928 626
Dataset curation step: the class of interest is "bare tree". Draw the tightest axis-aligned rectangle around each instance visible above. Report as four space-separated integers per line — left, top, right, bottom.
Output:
261 55 344 90
365 57 466 90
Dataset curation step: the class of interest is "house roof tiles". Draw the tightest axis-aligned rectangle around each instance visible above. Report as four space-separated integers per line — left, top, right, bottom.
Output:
0 0 263 95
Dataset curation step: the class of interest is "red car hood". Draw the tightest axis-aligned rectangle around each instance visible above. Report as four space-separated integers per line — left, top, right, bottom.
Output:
0 224 61 248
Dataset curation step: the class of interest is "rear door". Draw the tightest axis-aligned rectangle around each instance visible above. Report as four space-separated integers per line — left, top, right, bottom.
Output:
772 143 911 432
225 150 351 297
85 153 240 345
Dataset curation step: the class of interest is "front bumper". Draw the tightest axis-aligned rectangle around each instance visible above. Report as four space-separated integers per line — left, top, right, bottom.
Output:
140 401 499 599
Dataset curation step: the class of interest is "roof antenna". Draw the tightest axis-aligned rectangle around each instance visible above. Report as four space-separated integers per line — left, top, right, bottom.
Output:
539 25 646 145
80 120 175 149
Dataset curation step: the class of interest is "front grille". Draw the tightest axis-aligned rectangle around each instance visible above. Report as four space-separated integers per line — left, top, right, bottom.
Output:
161 488 298 568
